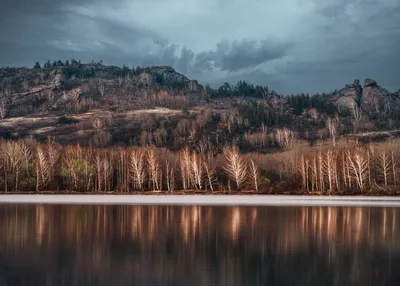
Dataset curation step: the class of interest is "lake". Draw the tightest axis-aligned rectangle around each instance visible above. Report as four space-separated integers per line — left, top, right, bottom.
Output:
0 204 399 286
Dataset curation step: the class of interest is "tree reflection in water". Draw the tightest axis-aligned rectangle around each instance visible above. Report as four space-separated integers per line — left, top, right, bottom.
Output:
0 205 400 286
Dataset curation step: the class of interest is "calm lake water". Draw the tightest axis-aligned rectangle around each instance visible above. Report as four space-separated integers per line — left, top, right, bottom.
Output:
0 205 400 286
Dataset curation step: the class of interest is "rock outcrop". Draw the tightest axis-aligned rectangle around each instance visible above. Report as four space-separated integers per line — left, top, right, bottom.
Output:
144 66 203 91
360 78 388 116
335 79 362 113
334 78 397 117
0 64 204 117
0 67 64 117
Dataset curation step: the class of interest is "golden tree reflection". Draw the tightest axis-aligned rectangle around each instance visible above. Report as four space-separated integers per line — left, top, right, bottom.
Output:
230 207 241 242
0 205 399 286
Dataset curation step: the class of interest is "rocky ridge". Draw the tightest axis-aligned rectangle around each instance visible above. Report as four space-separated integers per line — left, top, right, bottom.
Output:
334 78 399 117
0 62 398 122
0 64 203 117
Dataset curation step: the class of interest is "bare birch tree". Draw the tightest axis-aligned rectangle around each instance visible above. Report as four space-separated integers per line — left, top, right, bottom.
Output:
324 150 336 192
35 145 51 192
311 154 318 192
129 149 146 190
298 155 309 192
204 162 216 192
0 143 8 192
275 128 297 150
249 160 261 192
1 141 26 191
47 140 60 185
180 147 192 190
326 117 338 147
102 150 113 192
94 150 103 192
347 149 368 191
224 146 247 190
190 152 204 190
116 148 129 191
203 152 216 192
392 150 398 186
377 151 390 186
318 152 324 193
165 161 175 192
147 148 161 191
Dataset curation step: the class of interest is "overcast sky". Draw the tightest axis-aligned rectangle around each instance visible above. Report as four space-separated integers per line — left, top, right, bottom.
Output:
1 0 399 93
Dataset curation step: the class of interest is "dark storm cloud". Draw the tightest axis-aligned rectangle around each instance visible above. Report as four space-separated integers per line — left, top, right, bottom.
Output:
0 0 399 93
134 37 289 75
0 0 120 16
176 47 196 74
192 51 214 72
213 39 289 72
0 0 170 66
190 39 289 73
0 0 290 74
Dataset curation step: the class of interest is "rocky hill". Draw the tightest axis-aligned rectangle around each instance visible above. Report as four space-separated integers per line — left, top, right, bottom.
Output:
0 61 399 149
0 62 204 118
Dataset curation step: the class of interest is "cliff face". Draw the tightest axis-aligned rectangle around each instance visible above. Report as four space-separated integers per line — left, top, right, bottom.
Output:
0 67 63 117
0 64 203 117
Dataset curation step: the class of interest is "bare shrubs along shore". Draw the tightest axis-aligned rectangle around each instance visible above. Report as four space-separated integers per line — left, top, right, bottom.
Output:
1 137 400 195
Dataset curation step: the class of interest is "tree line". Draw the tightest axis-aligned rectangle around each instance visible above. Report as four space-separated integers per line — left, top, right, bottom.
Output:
0 138 256 192
1 135 399 194
298 142 400 193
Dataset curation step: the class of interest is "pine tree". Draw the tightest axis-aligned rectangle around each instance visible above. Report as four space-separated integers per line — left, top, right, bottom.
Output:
44 60 51 68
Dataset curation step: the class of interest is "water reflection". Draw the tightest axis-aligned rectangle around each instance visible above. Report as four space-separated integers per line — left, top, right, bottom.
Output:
1 205 400 286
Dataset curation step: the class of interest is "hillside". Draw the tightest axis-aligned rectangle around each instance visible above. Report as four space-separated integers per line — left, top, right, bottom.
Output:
0 61 399 151
1 61 400 194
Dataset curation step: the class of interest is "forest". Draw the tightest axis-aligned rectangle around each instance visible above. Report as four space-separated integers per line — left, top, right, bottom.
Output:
1 134 399 194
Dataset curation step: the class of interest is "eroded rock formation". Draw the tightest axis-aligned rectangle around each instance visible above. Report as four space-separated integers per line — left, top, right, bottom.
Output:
335 78 397 118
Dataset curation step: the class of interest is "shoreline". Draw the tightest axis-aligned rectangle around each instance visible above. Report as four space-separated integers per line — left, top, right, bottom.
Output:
1 195 400 206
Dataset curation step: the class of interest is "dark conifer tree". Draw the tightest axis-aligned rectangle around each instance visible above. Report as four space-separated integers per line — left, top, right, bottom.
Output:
44 60 51 68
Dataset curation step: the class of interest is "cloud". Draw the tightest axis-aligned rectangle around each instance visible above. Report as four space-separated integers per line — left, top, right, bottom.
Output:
213 39 290 72
0 0 399 93
176 47 196 74
188 38 290 74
